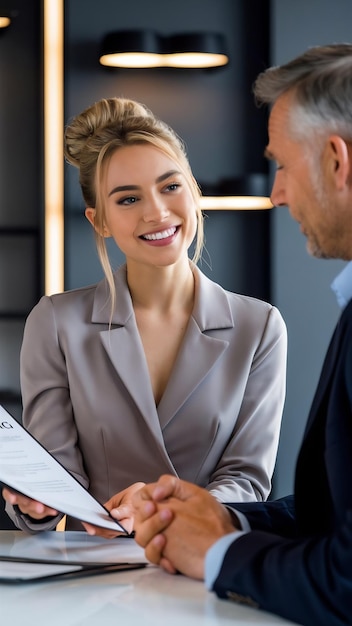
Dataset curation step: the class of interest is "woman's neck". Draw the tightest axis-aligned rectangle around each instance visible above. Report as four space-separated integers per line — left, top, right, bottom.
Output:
126 258 195 314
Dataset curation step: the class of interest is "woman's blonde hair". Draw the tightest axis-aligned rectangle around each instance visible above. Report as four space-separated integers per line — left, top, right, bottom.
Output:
64 97 204 314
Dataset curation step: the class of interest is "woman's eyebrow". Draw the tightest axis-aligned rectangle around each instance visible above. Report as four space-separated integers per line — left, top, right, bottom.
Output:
108 184 139 197
108 170 182 197
155 169 181 183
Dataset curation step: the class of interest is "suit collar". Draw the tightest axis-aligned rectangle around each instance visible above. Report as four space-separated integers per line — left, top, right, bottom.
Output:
303 300 352 437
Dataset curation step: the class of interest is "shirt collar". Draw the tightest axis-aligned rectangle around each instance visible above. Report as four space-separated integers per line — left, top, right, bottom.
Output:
330 261 352 309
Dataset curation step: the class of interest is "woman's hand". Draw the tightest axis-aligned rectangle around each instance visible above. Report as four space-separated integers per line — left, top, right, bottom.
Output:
82 482 145 538
2 487 58 520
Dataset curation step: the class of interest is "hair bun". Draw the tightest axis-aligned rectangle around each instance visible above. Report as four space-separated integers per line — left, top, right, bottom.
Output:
64 97 151 167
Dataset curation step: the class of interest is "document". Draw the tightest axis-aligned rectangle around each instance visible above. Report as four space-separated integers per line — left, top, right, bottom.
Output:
0 557 146 583
0 530 148 583
0 405 126 533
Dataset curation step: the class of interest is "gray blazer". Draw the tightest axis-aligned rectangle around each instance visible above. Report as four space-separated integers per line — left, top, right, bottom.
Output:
8 265 287 531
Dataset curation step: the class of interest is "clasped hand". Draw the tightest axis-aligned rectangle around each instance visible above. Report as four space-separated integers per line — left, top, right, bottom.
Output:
132 475 238 580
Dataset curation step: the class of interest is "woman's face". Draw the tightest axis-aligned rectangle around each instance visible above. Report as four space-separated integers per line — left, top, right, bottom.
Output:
86 143 197 269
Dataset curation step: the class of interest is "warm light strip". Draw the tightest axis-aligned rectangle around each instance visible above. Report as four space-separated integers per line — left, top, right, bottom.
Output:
199 196 273 210
44 0 64 295
99 52 229 69
166 52 228 68
0 16 10 28
100 52 164 68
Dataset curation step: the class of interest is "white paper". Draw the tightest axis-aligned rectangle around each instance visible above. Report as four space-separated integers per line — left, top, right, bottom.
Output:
0 405 126 533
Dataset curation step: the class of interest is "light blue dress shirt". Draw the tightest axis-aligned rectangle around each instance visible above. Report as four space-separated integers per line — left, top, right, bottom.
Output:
205 510 249 589
205 262 352 590
330 261 352 309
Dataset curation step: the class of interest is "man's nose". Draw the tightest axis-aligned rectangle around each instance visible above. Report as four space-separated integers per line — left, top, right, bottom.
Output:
270 174 286 207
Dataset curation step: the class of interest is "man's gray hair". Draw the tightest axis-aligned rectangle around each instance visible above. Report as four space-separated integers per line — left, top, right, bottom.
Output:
253 43 352 141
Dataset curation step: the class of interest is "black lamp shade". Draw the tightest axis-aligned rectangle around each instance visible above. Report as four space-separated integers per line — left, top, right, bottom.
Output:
99 30 229 69
101 30 160 56
163 33 227 56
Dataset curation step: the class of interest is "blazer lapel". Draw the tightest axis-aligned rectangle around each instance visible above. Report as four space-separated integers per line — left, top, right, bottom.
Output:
303 312 344 437
91 266 161 433
157 316 229 428
158 266 234 427
91 264 234 434
99 324 159 425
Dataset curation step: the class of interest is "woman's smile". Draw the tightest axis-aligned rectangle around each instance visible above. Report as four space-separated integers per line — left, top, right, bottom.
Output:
139 225 180 245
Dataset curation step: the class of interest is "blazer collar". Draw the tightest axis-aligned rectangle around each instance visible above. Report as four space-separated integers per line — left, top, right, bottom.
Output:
90 263 234 434
91 263 234 331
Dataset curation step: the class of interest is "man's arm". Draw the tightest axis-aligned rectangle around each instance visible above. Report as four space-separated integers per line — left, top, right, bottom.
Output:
232 495 296 536
132 476 352 626
212 512 352 626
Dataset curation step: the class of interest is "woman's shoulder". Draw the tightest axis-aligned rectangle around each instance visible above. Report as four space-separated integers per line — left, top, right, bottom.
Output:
196 265 281 315
26 280 106 329
39 281 100 309
195 266 286 334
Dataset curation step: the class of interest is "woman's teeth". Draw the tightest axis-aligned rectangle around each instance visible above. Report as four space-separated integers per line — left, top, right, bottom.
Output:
142 227 177 240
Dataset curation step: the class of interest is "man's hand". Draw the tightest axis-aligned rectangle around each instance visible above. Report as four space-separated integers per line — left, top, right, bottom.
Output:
133 475 237 580
2 487 58 520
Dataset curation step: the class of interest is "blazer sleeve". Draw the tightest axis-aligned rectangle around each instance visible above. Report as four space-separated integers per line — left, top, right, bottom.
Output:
6 295 87 532
212 509 352 626
231 494 297 536
20 296 88 483
207 305 287 502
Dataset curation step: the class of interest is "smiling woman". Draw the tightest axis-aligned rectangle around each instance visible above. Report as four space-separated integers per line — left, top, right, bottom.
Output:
86 144 197 279
4 98 287 538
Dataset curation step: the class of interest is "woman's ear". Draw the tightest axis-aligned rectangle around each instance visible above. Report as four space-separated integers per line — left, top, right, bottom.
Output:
85 208 111 237
326 135 351 190
85 207 96 228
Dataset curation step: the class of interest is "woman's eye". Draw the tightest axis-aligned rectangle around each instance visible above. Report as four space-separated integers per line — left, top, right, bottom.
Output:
118 196 138 205
165 182 180 192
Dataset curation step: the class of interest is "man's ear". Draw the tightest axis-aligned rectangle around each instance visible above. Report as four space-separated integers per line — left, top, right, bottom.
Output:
85 208 111 237
326 135 351 190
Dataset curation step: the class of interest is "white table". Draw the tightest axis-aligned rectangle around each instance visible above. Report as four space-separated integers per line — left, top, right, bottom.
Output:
0 531 299 626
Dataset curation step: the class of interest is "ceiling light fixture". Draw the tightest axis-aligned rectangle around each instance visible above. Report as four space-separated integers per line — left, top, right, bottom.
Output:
99 30 229 69
163 33 228 69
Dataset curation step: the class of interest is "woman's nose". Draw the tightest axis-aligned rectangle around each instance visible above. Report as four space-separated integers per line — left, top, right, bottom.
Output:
143 195 169 221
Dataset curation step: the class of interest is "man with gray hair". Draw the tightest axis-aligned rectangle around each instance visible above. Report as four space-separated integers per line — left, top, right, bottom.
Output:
130 44 352 626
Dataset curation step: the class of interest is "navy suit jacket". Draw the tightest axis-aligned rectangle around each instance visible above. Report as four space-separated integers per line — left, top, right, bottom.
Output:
214 299 352 626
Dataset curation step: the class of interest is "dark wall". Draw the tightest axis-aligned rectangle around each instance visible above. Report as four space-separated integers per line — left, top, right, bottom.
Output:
0 0 43 528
